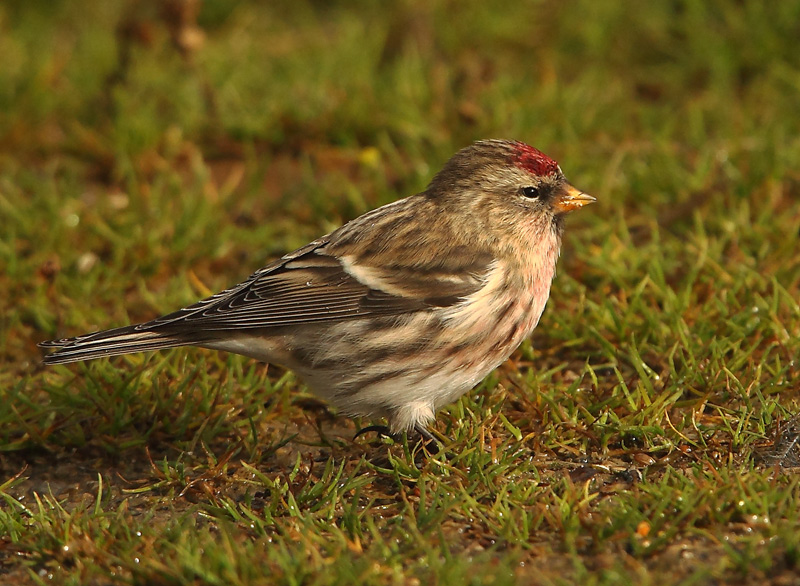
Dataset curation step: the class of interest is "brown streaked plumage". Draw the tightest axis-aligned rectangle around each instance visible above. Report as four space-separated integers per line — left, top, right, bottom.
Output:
39 140 595 437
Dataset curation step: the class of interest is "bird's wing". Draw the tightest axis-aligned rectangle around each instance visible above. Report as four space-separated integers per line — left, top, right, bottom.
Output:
124 236 492 332
39 210 494 364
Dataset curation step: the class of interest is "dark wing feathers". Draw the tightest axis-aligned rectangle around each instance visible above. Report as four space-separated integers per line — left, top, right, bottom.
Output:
137 235 492 332
40 231 494 364
145 248 430 331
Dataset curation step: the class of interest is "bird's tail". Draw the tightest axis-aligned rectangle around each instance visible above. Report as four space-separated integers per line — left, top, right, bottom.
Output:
39 325 196 365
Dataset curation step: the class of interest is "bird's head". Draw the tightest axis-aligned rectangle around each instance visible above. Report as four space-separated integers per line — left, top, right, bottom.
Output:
426 140 595 229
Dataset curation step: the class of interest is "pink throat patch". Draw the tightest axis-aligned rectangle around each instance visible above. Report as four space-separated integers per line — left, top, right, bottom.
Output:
512 142 560 177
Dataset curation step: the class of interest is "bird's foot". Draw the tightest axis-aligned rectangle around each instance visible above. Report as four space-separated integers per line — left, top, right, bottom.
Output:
353 424 398 441
354 423 445 450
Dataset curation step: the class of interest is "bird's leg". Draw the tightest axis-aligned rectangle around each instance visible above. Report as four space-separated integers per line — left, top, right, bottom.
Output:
413 423 448 452
413 423 438 444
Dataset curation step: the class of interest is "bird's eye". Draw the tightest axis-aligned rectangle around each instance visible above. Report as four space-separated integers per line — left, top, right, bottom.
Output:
521 186 541 199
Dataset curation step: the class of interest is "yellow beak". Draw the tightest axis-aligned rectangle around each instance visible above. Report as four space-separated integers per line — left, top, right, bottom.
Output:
554 185 596 213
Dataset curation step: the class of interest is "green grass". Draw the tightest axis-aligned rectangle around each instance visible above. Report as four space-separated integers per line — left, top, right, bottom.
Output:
2 0 800 584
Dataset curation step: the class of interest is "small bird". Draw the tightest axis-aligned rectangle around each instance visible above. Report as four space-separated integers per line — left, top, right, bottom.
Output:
40 140 595 441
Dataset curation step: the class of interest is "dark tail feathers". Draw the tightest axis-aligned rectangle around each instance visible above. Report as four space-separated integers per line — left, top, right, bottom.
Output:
39 325 193 365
